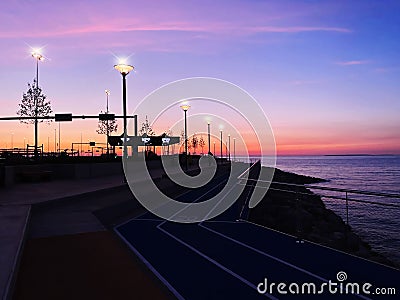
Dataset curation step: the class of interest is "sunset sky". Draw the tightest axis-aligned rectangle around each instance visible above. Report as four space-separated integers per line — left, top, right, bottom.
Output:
0 0 399 155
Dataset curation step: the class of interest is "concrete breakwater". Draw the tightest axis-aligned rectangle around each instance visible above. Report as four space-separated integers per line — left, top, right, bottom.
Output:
249 165 396 268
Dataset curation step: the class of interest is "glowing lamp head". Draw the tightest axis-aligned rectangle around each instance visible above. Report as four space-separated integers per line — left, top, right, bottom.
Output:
114 63 134 75
180 104 191 111
105 89 110 96
32 52 44 61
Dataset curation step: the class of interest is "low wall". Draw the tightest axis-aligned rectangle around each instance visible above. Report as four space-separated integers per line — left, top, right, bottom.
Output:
4 166 15 186
2 162 124 186
1 156 207 187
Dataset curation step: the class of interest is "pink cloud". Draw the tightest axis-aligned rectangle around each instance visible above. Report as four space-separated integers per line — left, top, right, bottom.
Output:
250 26 352 34
374 67 400 73
335 60 370 66
0 21 212 39
0 21 352 39
0 0 353 63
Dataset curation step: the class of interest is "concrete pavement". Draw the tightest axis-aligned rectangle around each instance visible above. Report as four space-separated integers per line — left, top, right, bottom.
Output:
0 160 203 300
0 206 30 300
0 174 128 300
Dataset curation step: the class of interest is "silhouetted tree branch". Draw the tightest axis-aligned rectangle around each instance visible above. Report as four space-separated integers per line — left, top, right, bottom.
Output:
17 79 52 124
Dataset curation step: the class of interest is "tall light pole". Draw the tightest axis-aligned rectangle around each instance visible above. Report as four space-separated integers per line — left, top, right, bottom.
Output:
114 63 134 159
58 122 61 154
80 132 83 156
11 132 14 150
105 89 111 155
32 51 44 159
228 134 231 161
207 122 211 155
233 138 236 161
220 130 223 159
180 104 190 171
213 142 216 156
105 89 110 113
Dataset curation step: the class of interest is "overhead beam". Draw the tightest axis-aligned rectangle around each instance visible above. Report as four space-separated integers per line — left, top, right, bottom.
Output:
0 115 136 121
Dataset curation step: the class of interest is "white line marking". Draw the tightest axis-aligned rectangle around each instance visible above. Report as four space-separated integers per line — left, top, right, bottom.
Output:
157 225 277 300
114 226 185 300
157 177 228 227
115 187 198 229
199 183 239 222
199 222 372 300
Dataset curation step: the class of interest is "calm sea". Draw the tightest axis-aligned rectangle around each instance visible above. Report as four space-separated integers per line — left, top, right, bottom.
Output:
255 155 400 266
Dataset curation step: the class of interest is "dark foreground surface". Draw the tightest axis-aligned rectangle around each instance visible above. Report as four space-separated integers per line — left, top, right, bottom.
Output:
116 166 399 300
13 231 174 300
118 219 399 299
11 162 399 299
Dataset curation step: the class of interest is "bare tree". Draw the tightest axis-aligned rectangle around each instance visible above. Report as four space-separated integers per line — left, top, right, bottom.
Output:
187 140 193 154
199 135 205 154
164 129 173 154
17 79 52 156
139 116 156 152
180 130 185 153
139 115 155 136
191 134 199 154
96 111 118 155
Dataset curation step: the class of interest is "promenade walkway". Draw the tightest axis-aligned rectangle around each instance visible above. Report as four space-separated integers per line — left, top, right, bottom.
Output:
0 174 126 300
0 162 192 300
116 169 399 300
2 161 398 300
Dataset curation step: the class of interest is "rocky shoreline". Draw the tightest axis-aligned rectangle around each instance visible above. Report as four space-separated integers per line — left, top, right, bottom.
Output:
249 166 397 268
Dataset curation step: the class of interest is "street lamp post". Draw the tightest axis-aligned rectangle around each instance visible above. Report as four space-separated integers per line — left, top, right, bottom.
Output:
80 132 83 156
233 138 236 161
114 63 134 159
58 122 61 155
220 130 223 160
207 122 211 154
228 134 231 161
105 89 110 155
180 104 190 171
32 51 44 159
213 142 216 156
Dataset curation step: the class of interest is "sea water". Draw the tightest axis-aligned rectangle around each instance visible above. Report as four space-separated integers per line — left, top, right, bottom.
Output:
259 155 400 266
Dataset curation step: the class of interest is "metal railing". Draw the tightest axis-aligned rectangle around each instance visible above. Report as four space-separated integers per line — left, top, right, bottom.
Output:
237 160 400 225
234 160 400 266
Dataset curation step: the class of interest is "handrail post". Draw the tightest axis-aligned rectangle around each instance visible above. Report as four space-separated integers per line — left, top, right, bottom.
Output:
346 191 349 226
295 186 303 243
